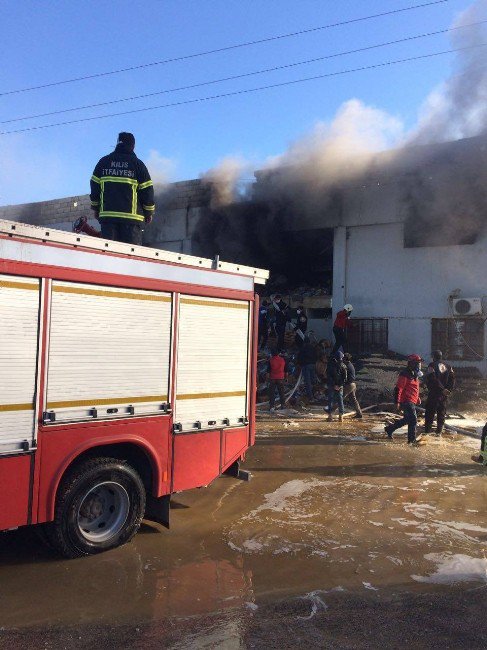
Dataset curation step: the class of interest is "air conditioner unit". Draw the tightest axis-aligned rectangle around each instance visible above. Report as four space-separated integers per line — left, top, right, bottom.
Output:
452 298 482 317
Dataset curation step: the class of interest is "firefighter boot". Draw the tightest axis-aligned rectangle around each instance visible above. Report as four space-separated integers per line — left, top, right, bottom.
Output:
338 414 343 423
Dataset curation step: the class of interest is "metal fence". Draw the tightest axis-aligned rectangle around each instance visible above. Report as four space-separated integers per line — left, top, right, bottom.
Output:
348 319 389 355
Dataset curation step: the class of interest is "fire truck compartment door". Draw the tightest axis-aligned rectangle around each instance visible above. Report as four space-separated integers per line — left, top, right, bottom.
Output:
174 296 250 432
0 274 40 454
46 282 172 423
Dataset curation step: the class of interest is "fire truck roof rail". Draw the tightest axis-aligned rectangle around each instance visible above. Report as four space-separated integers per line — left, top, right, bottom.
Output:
0 219 269 284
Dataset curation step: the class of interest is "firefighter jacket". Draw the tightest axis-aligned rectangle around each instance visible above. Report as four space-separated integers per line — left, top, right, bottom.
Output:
394 369 420 405
90 144 155 222
426 362 455 396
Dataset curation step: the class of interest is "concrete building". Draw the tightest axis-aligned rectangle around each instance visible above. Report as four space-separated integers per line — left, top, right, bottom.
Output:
1 135 486 374
332 209 487 375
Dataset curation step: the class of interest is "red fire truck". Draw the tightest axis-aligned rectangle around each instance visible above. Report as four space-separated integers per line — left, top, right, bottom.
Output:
0 219 268 557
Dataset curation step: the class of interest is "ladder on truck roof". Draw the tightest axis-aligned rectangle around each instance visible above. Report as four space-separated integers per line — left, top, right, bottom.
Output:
0 219 269 285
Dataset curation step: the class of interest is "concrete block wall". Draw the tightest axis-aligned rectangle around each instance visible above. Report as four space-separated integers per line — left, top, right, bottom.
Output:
0 195 91 231
0 179 212 246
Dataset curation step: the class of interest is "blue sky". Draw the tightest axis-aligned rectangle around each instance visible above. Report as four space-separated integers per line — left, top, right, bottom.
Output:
0 0 478 204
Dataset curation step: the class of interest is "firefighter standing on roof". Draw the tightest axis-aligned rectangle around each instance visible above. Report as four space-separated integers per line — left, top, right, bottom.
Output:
90 132 155 245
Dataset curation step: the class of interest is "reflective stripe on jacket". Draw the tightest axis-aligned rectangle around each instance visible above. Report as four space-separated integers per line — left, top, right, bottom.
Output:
90 144 155 221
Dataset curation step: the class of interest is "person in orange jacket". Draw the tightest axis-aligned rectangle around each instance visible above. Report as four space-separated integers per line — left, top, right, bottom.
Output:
384 354 423 444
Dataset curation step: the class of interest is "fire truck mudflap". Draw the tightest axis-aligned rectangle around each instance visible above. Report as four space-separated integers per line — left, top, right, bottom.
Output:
0 219 268 557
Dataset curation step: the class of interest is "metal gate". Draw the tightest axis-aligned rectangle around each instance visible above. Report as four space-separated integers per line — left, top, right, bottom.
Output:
348 318 388 355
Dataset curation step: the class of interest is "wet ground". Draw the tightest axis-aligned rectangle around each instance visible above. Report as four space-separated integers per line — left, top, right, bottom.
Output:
0 416 486 649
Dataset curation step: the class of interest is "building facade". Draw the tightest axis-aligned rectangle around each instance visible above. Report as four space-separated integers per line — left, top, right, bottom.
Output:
1 135 486 374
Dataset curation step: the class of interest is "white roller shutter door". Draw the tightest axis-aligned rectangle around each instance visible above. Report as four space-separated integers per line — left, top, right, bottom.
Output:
46 281 172 423
0 274 40 453
174 296 250 432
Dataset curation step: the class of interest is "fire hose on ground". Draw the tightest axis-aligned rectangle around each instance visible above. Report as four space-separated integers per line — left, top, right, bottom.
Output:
256 372 302 409
354 402 481 440
258 392 482 441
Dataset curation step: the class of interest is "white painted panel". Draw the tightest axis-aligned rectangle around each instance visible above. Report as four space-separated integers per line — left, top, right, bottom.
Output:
0 274 39 452
175 297 250 431
0 218 268 285
0 237 255 291
47 281 172 423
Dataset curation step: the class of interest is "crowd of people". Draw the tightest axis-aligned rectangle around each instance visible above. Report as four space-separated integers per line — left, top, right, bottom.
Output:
261 297 486 459
261 299 362 422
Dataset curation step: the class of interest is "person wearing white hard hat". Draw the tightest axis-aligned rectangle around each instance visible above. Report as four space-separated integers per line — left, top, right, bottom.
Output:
332 304 353 353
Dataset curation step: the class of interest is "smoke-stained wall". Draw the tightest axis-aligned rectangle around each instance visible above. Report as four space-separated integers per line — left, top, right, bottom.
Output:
333 221 487 374
251 134 487 247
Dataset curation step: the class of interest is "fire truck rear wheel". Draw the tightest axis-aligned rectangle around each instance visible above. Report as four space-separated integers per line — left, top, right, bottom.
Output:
46 457 146 558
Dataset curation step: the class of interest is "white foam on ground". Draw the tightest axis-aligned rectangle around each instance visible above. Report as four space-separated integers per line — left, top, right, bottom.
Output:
297 591 328 620
412 553 487 585
362 582 378 591
397 505 487 544
247 478 331 516
392 518 421 527
297 587 345 620
403 503 437 518
445 417 484 433
432 520 487 534
387 556 403 566
242 539 265 552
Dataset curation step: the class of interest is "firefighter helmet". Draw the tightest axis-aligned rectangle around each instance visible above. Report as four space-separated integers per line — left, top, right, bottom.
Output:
407 354 423 363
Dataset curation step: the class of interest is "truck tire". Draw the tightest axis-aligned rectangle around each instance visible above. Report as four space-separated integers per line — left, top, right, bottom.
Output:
45 457 146 558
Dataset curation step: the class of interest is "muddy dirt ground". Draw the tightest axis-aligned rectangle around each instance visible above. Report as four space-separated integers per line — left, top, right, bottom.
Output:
0 416 486 649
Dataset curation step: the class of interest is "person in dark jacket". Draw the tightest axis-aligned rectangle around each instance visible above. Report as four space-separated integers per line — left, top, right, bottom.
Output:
326 350 348 422
332 304 353 353
298 337 318 401
294 305 308 347
424 350 455 436
90 132 155 245
385 354 423 444
343 353 362 418
267 349 288 412
272 295 289 351
315 351 328 385
258 299 270 349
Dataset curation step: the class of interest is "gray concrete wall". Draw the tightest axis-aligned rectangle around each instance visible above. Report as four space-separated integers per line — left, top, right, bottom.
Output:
0 179 212 251
0 195 91 232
